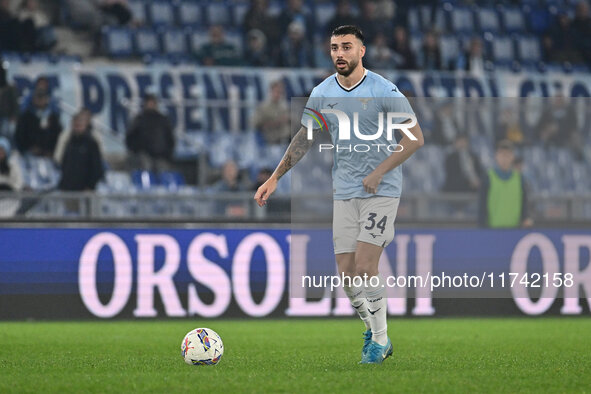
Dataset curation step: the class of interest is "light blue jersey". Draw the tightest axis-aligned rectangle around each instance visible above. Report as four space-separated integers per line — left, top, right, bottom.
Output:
301 69 415 200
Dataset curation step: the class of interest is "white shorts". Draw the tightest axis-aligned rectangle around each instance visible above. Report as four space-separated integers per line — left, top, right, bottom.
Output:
332 196 400 254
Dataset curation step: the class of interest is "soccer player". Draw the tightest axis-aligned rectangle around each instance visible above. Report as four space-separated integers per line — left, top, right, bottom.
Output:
254 25 424 364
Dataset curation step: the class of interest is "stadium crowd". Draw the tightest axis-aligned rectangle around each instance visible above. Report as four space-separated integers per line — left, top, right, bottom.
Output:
0 0 589 70
0 0 589 223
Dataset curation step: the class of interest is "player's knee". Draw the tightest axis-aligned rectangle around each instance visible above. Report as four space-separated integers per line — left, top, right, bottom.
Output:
355 257 378 277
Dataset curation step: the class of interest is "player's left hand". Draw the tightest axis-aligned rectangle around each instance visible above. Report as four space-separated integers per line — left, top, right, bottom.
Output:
362 171 383 194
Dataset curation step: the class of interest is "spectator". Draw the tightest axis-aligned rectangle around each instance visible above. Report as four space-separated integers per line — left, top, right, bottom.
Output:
98 0 131 25
0 137 23 191
537 95 583 160
390 26 417 70
244 29 270 67
277 0 314 43
357 0 379 43
18 0 56 51
125 94 174 172
0 0 21 51
454 37 489 75
0 63 19 142
366 32 396 70
442 134 482 193
66 0 103 32
478 140 533 228
15 88 62 157
496 104 525 145
546 12 582 64
314 36 333 69
417 30 442 71
252 80 291 145
277 21 314 68
374 0 396 22
210 160 248 217
20 76 60 114
210 160 246 192
243 0 280 50
54 108 103 164
572 1 591 65
326 0 359 35
58 110 104 191
199 25 241 66
431 100 459 145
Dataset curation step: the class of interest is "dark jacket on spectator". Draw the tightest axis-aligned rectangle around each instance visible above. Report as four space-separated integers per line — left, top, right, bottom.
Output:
125 108 174 160
442 150 482 193
58 132 104 191
15 109 62 156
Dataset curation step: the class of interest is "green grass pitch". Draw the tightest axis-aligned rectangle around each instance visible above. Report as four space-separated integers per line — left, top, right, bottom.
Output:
1 318 590 393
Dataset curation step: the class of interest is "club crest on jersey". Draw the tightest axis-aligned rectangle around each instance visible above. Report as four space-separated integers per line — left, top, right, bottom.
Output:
358 98 371 110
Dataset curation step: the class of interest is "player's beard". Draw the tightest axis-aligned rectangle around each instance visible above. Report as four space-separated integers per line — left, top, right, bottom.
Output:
334 58 359 77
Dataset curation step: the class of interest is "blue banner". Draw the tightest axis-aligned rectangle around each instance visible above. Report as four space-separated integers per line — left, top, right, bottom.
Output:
7 63 591 155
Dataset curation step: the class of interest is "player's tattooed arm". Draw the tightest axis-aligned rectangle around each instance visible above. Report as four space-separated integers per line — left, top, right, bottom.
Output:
273 126 319 180
254 126 320 207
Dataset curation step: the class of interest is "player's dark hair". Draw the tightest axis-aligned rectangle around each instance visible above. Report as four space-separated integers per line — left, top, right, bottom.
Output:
331 25 364 44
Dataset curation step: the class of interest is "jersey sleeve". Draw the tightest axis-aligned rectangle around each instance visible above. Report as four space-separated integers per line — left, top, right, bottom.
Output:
300 87 324 129
382 84 415 124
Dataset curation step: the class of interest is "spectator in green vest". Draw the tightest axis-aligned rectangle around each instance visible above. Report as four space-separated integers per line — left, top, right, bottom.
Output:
478 140 533 228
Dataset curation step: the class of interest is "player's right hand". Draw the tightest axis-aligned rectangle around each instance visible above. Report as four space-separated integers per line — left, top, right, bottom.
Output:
254 177 278 207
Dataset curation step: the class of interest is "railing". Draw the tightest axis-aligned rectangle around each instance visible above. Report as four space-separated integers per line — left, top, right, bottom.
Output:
1 191 590 225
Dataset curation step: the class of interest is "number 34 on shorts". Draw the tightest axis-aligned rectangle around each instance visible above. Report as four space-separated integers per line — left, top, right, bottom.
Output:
333 196 400 254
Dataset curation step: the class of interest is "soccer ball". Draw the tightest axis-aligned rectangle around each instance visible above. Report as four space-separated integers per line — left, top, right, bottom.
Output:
181 328 224 366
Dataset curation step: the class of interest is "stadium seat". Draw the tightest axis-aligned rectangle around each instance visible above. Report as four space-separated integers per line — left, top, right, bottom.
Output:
128 0 147 25
423 5 446 32
177 0 203 26
526 6 552 34
141 53 194 66
450 6 475 34
224 28 244 54
501 6 525 33
102 26 134 58
148 0 176 26
208 133 236 168
476 7 501 33
188 28 209 54
28 53 51 64
235 131 261 170
131 170 158 190
407 7 421 33
516 35 542 63
409 33 423 58
158 171 186 190
161 28 189 56
566 64 591 73
205 1 231 26
134 28 161 56
0 52 22 65
97 171 134 194
259 144 286 172
438 35 461 70
232 2 249 27
488 34 516 64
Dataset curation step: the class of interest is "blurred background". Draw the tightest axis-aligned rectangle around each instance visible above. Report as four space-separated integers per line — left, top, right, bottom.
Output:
0 0 589 225
0 0 589 321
